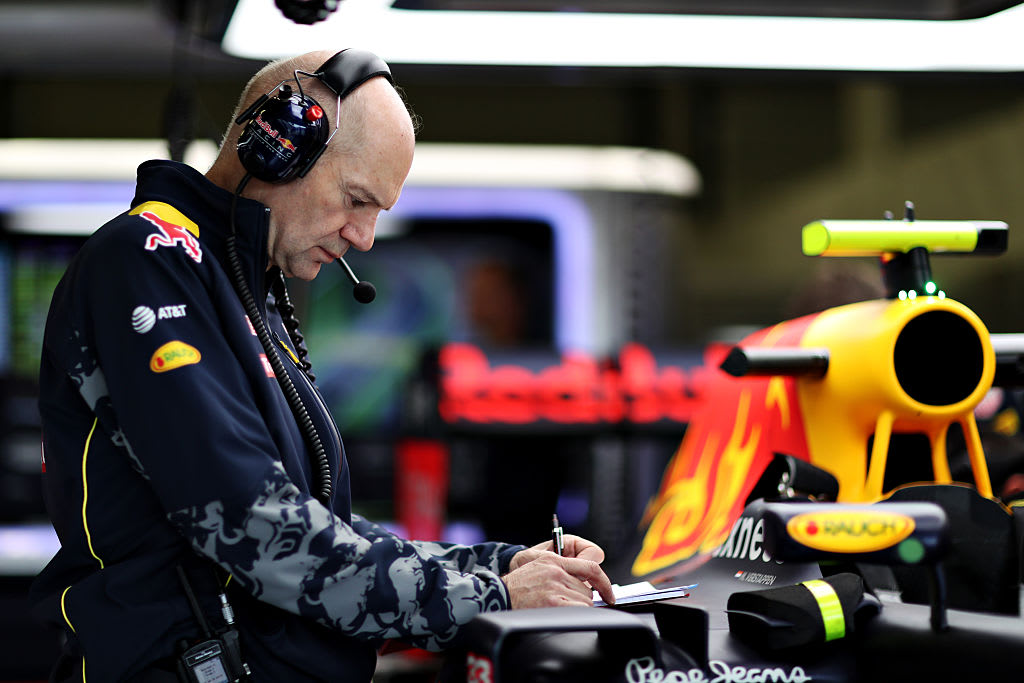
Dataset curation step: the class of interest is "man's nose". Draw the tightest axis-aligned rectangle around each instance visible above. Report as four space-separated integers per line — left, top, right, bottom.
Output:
344 213 377 252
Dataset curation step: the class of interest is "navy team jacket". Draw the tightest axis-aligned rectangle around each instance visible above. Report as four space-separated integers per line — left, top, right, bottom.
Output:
31 160 523 681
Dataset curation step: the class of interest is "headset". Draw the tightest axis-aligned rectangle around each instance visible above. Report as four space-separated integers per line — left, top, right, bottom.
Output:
226 49 391 505
234 48 393 183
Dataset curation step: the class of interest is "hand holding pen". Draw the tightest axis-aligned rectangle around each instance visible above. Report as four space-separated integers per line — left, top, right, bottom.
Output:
508 530 606 568
502 517 614 608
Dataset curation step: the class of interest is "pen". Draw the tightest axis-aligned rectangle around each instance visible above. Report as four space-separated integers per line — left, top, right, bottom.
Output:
552 514 564 556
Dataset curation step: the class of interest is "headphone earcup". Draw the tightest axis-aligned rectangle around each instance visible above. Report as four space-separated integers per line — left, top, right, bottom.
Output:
237 92 328 183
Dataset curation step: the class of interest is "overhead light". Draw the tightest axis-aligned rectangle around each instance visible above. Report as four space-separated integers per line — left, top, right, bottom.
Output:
407 144 699 196
0 139 697 196
222 0 1024 71
0 139 218 181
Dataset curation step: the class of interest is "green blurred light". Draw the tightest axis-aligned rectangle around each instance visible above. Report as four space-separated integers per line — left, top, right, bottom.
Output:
898 538 926 565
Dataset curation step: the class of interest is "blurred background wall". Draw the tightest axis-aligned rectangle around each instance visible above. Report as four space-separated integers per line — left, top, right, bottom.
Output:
5 1 1024 341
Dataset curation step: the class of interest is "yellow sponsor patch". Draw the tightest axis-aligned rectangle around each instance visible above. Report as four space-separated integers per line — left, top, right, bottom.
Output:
786 510 915 554
150 341 201 373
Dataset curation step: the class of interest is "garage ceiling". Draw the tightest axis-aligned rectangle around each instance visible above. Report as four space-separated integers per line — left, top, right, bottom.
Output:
2 0 1022 78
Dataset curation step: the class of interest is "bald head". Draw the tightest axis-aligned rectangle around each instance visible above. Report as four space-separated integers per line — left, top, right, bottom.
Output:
206 49 415 190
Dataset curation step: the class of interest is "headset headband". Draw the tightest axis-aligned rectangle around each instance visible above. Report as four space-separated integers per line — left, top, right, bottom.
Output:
316 49 393 99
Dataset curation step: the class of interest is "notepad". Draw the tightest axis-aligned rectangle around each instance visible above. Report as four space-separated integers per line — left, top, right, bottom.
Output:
594 581 697 607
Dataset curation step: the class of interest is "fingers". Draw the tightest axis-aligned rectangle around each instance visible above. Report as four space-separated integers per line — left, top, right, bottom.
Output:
502 553 616 609
561 535 605 563
557 555 615 605
514 535 605 563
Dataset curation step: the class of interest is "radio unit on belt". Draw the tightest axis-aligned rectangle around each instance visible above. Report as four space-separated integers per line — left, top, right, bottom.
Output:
175 565 252 683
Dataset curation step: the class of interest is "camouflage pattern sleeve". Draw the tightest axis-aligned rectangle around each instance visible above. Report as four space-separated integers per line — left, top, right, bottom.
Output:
350 514 526 577
170 462 516 651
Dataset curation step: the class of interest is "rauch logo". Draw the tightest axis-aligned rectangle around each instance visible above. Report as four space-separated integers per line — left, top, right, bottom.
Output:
786 510 915 554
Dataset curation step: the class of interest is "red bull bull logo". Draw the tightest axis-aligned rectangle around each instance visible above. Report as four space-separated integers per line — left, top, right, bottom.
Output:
279 137 296 152
131 201 202 264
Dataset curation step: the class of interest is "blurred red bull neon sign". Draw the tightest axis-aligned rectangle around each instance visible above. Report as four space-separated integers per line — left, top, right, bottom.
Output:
438 342 711 426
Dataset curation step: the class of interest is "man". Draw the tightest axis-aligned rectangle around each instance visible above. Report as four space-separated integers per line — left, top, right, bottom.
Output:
31 49 614 681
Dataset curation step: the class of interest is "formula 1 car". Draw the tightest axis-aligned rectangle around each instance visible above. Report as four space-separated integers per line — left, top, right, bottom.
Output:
450 204 1024 683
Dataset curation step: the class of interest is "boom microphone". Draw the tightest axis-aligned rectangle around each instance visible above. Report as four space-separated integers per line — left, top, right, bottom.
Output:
336 257 376 304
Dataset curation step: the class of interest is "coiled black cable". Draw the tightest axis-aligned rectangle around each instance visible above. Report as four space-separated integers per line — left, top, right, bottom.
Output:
227 174 332 505
271 269 315 383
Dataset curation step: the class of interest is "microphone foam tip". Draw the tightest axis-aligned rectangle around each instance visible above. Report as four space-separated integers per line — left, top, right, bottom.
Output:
353 281 376 304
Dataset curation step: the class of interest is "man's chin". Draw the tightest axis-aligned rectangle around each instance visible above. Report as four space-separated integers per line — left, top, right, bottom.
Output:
281 262 321 281
298 262 322 281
